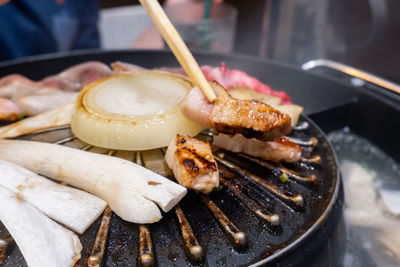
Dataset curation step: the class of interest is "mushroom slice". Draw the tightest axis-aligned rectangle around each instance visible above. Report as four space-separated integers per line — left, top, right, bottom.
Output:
0 185 82 267
0 139 187 223
0 159 107 234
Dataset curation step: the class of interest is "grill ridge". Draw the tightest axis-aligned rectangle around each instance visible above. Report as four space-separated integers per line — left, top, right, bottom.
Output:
0 117 336 267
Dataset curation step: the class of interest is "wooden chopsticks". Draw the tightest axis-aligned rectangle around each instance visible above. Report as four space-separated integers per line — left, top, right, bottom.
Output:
139 0 217 102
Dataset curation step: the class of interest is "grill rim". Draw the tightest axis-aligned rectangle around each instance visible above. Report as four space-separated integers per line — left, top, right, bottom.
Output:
250 114 341 266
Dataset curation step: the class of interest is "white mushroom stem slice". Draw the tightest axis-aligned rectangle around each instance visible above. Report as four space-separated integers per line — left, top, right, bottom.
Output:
0 139 187 224
0 185 82 267
0 159 107 234
0 103 73 139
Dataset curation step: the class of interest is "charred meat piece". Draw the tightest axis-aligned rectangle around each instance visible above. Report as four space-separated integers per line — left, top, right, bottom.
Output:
180 82 292 141
213 134 302 163
165 134 219 194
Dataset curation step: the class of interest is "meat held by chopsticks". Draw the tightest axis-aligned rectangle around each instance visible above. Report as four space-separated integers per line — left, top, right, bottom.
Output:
0 186 82 267
228 86 303 128
165 134 219 194
213 134 302 163
180 82 292 141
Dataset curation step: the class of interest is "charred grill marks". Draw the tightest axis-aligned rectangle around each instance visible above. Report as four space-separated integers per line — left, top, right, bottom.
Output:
166 135 219 194
182 158 199 172
177 146 217 173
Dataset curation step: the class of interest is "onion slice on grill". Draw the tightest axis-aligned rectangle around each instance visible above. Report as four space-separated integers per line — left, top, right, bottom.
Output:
71 71 204 150
0 185 82 267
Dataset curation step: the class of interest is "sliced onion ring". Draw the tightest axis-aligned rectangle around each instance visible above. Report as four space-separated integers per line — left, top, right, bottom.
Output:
71 71 204 150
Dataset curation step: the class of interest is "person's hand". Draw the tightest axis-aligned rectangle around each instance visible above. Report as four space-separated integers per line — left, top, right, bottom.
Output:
0 0 10 5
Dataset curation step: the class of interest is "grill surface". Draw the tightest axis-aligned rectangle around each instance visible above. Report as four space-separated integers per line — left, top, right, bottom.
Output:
0 50 350 266
0 114 340 266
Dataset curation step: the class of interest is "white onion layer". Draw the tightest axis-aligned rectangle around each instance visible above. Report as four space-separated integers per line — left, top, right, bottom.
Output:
71 71 204 150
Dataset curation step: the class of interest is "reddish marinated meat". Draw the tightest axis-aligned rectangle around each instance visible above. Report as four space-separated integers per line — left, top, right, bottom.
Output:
213 134 302 163
160 63 291 104
165 134 219 194
181 82 292 141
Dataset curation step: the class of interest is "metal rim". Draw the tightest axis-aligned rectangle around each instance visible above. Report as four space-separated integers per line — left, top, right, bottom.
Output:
250 115 341 266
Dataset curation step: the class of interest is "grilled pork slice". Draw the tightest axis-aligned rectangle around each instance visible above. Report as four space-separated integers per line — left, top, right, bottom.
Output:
165 134 219 194
0 185 82 267
213 134 302 163
228 86 304 128
0 159 107 234
0 139 186 224
181 82 292 141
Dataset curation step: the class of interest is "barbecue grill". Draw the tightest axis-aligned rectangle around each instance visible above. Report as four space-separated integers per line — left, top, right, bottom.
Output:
1 49 398 266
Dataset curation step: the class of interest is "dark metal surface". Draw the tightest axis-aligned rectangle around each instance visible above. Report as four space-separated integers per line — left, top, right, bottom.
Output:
0 119 340 266
0 50 345 266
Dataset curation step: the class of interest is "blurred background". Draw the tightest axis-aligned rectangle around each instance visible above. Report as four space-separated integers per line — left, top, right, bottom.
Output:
99 0 400 83
1 0 399 83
